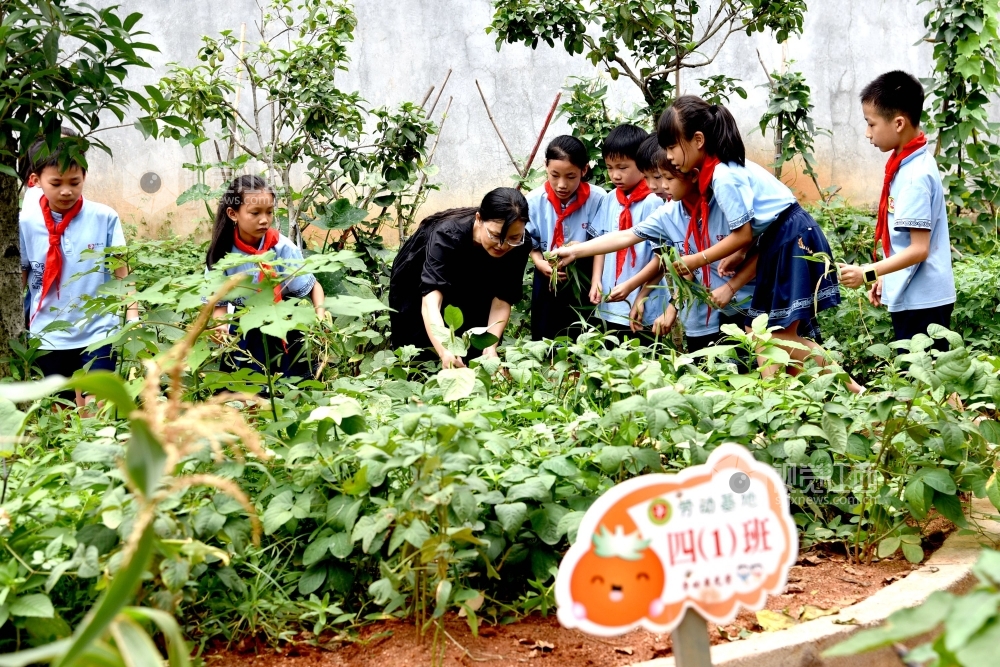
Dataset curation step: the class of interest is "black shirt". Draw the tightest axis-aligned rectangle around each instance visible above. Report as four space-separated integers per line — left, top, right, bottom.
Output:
389 213 529 351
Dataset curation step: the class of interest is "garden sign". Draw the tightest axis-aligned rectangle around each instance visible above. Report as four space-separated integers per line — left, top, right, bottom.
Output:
556 444 797 661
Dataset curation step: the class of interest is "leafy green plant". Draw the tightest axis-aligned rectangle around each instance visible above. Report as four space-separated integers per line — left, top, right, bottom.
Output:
824 549 1000 665
138 0 436 245
922 0 1000 234
759 66 830 198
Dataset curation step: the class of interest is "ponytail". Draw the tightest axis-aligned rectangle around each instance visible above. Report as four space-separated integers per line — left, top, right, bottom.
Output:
657 95 746 166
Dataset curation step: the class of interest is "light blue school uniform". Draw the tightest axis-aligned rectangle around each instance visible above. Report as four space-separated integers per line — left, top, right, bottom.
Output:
587 190 667 326
20 198 126 350
712 160 798 235
634 200 756 337
216 232 317 307
526 185 606 251
880 146 956 313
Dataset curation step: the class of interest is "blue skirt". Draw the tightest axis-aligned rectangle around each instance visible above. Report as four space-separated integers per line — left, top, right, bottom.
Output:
745 203 840 336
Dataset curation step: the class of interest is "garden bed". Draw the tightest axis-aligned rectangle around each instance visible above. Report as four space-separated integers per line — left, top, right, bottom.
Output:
205 521 952 667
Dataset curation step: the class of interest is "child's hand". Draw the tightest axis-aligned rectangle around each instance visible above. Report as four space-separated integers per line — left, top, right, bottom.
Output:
837 263 865 289
711 283 736 309
210 324 232 345
552 246 577 269
607 283 632 302
629 299 645 332
717 251 745 278
868 277 883 307
316 306 330 324
589 281 603 305
674 254 702 279
126 305 140 323
651 307 677 337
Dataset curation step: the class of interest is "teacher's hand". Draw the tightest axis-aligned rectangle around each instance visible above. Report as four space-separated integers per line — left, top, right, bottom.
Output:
440 350 466 369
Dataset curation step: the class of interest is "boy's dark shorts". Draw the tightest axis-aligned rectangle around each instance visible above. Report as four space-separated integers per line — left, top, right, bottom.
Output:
35 345 117 401
891 303 955 352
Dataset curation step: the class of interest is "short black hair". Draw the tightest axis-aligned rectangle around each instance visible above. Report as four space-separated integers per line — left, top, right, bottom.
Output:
602 124 648 162
25 130 87 181
635 135 663 173
860 71 924 128
19 127 80 185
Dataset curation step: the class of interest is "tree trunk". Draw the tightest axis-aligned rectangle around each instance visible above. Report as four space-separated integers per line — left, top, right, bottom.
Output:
0 134 22 375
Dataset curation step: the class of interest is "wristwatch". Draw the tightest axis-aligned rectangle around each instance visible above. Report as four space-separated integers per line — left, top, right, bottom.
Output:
863 266 878 285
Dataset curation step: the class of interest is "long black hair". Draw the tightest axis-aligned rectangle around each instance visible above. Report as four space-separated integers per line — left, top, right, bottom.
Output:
206 175 276 269
419 187 528 239
657 95 746 166
545 135 591 180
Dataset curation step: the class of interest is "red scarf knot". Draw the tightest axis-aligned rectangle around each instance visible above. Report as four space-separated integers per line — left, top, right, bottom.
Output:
545 181 591 250
233 228 283 302
614 180 652 281
32 195 85 322
875 133 927 261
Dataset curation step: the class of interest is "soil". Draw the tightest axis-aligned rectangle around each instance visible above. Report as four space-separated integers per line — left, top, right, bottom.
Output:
205 518 953 667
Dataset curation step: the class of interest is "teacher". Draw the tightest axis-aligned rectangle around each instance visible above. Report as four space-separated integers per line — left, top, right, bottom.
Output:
389 187 530 368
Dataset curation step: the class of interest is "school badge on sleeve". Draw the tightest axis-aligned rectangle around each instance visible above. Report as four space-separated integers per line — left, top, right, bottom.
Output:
887 196 895 213
555 444 797 637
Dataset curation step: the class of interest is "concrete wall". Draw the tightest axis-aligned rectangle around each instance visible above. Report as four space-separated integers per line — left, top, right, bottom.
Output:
86 0 933 239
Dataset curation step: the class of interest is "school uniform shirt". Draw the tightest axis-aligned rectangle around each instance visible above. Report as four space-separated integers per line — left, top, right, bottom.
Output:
880 146 956 313
215 233 317 307
525 185 606 251
20 198 126 351
712 160 798 236
389 214 530 349
587 189 664 326
21 186 42 216
634 200 756 337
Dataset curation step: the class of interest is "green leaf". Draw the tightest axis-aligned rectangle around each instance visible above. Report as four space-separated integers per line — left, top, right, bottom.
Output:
979 420 1000 445
955 615 1000 667
987 473 1000 514
66 372 137 416
0 376 67 403
943 590 1000 653
905 479 933 520
109 616 164 667
8 595 54 619
932 491 969 529
506 478 550 502
303 534 334 567
42 29 60 67
402 519 431 548
0 398 26 442
443 305 464 330
821 413 849 455
917 468 957 495
495 502 528 535
122 607 190 667
175 183 212 206
298 566 327 596
877 536 900 559
437 368 476 402
901 542 924 564
124 419 167 498
783 438 809 464
433 579 452 618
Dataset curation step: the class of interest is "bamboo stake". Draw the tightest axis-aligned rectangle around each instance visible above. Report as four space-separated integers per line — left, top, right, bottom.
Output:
427 68 452 117
419 85 435 109
475 78 522 175
517 91 562 190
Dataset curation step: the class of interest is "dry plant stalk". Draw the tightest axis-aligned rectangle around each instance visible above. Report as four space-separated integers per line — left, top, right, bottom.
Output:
120 276 271 561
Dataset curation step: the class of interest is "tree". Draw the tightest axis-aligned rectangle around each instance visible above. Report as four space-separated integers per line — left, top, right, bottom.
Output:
0 1 156 369
487 0 806 116
139 0 437 249
922 0 1000 227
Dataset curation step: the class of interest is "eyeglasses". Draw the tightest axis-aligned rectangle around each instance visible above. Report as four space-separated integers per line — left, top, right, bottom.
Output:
485 227 525 248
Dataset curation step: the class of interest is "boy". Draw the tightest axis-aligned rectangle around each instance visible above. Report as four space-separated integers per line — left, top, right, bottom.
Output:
838 71 956 348
588 124 663 335
20 139 137 405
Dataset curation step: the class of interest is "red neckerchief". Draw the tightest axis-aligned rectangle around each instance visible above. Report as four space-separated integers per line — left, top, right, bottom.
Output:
545 181 591 249
684 155 720 288
233 228 282 302
614 179 652 281
876 133 927 260
32 195 85 322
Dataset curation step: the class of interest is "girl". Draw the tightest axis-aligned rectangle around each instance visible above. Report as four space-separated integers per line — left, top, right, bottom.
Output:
388 188 530 369
207 175 325 381
526 135 605 341
658 95 861 391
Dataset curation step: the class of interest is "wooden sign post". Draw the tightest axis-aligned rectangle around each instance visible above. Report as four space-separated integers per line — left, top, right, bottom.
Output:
555 444 798 665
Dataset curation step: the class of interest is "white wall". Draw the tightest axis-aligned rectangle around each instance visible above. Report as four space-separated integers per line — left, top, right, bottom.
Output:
86 0 933 238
